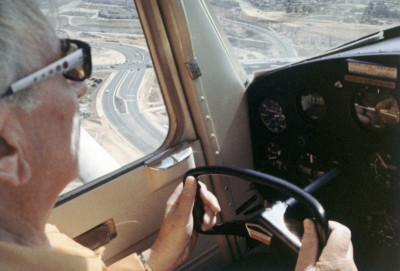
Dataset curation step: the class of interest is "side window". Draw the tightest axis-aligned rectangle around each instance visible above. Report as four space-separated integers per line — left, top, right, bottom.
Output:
49 0 168 194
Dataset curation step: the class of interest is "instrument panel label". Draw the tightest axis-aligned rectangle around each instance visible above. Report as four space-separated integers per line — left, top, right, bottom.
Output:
344 74 396 89
348 61 397 80
245 223 272 245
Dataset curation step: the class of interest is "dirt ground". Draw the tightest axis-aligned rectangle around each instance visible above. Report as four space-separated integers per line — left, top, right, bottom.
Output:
242 8 384 40
91 47 126 66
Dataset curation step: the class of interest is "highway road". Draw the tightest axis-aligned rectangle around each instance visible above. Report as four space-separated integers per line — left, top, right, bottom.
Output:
90 17 298 155
218 16 300 74
92 42 167 155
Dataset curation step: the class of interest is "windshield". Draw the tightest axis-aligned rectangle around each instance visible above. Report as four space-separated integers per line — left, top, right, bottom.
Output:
209 0 400 78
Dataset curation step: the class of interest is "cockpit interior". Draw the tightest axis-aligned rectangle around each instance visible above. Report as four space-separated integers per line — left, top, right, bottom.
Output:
44 1 400 270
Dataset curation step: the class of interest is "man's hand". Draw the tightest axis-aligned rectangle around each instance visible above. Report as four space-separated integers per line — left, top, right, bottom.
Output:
295 219 358 271
144 176 220 271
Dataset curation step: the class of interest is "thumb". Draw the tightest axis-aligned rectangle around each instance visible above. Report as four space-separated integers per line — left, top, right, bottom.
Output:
295 219 319 271
175 176 197 219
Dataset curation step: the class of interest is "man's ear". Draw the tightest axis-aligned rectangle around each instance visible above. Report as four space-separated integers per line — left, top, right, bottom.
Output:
0 124 32 186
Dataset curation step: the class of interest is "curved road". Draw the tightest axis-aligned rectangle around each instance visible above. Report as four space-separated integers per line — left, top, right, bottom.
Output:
220 18 297 58
91 15 297 154
92 42 166 155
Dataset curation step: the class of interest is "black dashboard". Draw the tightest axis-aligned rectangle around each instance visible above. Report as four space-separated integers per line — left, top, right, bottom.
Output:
246 28 400 270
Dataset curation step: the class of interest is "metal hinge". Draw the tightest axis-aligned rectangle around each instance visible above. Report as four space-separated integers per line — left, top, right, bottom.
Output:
186 58 202 80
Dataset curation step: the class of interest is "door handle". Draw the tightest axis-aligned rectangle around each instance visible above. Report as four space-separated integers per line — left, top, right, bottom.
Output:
145 141 193 170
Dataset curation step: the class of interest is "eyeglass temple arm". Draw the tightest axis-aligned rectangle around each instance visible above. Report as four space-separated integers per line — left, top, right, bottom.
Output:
4 49 85 96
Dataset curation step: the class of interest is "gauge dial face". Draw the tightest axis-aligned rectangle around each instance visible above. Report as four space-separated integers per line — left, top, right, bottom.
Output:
258 99 286 133
297 152 326 184
353 87 400 130
300 90 326 120
369 152 398 189
265 142 287 172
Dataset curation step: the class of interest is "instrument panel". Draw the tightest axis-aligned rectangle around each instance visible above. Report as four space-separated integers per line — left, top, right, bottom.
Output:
246 37 400 270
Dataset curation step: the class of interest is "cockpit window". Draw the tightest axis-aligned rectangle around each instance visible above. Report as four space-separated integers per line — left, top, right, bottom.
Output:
209 0 400 79
42 1 168 195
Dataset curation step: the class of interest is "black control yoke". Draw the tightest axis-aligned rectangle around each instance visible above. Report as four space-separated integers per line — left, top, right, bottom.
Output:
184 166 339 253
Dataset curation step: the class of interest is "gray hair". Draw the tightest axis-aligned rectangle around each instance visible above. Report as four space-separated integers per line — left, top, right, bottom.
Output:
0 0 58 109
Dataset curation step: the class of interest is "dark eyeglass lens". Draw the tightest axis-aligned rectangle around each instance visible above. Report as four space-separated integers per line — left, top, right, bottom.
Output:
64 40 91 81
67 42 79 55
66 65 86 80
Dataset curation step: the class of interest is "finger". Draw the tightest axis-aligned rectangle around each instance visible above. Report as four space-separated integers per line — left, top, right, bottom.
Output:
175 176 197 219
188 230 198 252
201 204 218 231
199 182 221 213
295 219 319 271
322 221 352 257
165 182 184 215
180 231 198 265
166 183 183 210
347 241 354 259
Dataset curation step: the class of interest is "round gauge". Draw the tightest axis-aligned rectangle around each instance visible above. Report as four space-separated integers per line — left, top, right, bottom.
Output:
258 99 286 133
353 86 400 130
265 142 287 172
297 152 325 183
300 90 326 120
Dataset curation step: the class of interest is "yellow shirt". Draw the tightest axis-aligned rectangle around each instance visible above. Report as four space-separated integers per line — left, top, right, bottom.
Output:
0 225 145 271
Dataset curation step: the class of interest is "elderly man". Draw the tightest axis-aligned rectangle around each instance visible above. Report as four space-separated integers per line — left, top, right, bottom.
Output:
0 1 357 270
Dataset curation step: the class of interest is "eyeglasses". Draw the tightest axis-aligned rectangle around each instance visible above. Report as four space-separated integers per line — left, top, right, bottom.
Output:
1 39 92 98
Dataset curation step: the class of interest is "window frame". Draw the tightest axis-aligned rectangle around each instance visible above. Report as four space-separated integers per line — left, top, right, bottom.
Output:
57 0 197 204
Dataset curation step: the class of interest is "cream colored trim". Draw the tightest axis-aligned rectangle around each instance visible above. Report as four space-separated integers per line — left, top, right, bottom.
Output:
156 0 254 261
156 0 217 165
134 0 196 147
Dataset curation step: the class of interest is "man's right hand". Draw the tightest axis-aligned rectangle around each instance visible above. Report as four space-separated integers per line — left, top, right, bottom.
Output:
295 219 358 271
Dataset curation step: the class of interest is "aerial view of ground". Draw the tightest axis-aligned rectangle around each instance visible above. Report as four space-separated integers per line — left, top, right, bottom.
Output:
58 1 165 166
56 0 165 193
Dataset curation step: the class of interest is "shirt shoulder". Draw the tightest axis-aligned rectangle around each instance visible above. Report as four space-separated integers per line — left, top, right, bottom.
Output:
0 239 106 271
45 224 146 271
